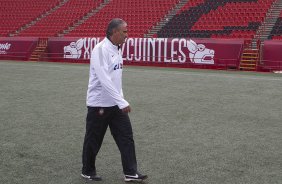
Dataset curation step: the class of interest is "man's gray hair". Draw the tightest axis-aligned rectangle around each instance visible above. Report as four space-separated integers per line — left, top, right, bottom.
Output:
106 18 126 38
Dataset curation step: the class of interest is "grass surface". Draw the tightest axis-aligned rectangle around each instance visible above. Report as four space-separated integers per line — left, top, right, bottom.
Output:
0 61 282 184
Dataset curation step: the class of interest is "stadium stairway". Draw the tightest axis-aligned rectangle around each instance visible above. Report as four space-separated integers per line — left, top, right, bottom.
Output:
239 48 260 71
145 0 189 38
29 38 49 61
10 0 69 37
0 0 63 37
251 0 282 47
60 0 111 36
65 0 180 37
16 0 104 37
158 0 276 39
269 11 282 39
238 0 282 71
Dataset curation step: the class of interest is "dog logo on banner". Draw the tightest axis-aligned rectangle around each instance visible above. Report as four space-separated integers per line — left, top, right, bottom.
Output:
64 39 84 59
187 39 215 64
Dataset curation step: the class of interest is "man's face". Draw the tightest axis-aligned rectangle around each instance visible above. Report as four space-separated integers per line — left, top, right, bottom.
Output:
113 23 128 44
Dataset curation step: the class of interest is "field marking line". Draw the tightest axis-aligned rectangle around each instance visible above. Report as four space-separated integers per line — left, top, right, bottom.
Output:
1 61 281 82
125 68 282 82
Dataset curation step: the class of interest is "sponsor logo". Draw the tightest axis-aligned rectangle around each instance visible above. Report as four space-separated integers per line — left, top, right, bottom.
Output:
0 43 11 55
187 39 215 64
125 174 139 178
63 38 101 59
64 39 84 59
98 108 104 115
114 63 123 70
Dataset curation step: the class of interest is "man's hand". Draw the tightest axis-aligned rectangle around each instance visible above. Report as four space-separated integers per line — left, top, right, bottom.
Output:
122 105 131 113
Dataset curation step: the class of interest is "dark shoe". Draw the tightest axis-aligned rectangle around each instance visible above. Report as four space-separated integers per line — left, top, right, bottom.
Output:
124 172 148 182
81 173 102 181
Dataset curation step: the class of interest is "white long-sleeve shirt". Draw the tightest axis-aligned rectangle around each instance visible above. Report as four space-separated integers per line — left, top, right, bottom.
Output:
86 37 129 109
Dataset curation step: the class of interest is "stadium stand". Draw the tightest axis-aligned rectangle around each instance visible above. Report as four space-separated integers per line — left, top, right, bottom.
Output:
158 0 275 39
269 11 282 39
0 0 61 37
17 0 103 37
1 0 282 71
65 0 180 37
0 0 278 40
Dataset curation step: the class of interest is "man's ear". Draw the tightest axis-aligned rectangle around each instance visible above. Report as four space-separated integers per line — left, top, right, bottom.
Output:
112 28 118 34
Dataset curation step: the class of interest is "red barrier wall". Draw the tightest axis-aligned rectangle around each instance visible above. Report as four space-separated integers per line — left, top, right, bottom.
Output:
47 37 244 69
262 40 282 71
0 37 38 60
2 36 281 72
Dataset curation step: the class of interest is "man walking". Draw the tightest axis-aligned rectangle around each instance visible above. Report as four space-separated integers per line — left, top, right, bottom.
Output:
81 18 147 182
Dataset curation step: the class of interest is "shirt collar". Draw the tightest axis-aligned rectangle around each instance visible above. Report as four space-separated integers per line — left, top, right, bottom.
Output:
105 37 120 51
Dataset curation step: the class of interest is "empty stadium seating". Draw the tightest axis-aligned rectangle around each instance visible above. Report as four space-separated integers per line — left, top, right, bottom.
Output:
65 0 179 37
0 0 279 40
17 0 103 37
0 0 61 37
158 0 275 39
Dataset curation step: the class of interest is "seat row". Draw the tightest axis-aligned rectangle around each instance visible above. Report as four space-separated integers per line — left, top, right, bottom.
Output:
66 0 179 37
17 0 103 37
0 0 60 36
158 0 275 39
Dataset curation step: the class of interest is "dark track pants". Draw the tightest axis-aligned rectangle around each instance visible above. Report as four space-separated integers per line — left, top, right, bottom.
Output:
82 106 137 175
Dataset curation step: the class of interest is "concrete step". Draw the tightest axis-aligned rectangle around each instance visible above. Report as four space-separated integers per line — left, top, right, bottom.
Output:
239 66 256 70
146 0 189 37
251 0 282 49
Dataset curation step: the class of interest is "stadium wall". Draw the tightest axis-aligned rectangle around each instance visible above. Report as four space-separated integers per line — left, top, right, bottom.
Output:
0 37 38 60
262 40 282 71
47 37 244 70
1 37 282 72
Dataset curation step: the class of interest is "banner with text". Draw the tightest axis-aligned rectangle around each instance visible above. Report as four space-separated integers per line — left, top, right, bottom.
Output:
0 37 38 60
47 37 244 68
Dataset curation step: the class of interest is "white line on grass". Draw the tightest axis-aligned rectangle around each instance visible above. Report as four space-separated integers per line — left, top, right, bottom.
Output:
1 61 281 82
125 68 282 82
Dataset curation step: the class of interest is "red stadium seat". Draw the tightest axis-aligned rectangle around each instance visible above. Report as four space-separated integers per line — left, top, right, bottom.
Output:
66 0 179 37
0 0 60 36
17 0 103 37
0 0 279 40
158 0 275 39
